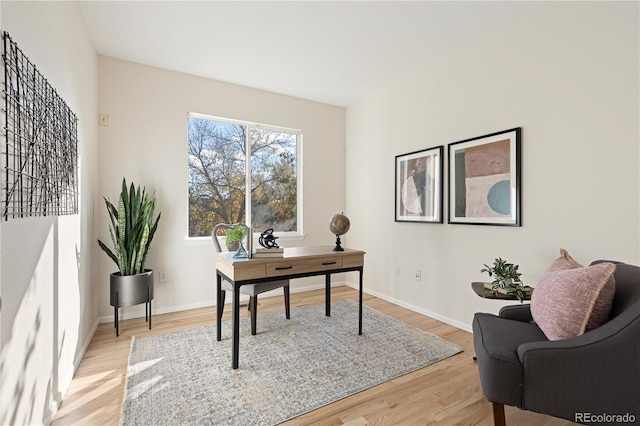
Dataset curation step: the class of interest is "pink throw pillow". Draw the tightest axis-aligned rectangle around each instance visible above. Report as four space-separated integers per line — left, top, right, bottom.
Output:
531 250 616 340
544 248 582 273
585 266 616 332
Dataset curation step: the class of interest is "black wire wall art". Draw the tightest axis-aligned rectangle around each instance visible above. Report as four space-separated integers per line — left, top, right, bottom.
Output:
2 31 79 220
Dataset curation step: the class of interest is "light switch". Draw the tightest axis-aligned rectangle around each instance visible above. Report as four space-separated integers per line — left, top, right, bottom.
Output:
99 114 109 127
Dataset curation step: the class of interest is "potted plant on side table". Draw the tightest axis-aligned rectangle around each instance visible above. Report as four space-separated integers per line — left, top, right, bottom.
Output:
98 178 161 336
481 257 533 303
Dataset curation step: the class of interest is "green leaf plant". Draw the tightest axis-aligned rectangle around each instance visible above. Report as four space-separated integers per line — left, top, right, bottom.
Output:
224 225 248 252
97 178 161 276
481 257 532 302
225 225 247 244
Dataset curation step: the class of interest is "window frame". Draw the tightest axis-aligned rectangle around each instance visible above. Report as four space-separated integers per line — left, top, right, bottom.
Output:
187 112 304 240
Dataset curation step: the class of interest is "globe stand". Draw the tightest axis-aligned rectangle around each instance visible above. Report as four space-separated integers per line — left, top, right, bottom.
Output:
332 234 344 251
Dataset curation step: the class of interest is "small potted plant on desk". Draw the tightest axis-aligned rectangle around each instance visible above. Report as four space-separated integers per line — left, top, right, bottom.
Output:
481 257 533 303
225 225 249 258
98 178 161 335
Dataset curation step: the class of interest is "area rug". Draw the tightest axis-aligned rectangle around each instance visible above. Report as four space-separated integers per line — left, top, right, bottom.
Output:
121 299 463 425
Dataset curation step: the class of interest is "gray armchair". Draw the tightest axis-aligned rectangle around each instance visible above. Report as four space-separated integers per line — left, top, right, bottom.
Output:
473 261 640 425
212 223 290 335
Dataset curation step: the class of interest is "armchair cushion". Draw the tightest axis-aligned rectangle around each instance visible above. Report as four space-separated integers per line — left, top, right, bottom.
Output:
545 248 581 272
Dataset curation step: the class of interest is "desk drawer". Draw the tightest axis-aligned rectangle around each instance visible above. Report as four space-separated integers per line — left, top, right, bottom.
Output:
266 256 344 277
343 253 364 268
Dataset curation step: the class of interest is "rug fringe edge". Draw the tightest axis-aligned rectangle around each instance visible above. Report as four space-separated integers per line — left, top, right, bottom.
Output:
119 336 137 426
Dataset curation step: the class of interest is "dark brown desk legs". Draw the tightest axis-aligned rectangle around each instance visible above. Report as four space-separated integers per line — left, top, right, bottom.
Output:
325 273 331 316
359 268 363 335
284 285 291 319
219 266 364 369
325 268 364 334
215 272 242 368
232 282 241 369
216 274 223 341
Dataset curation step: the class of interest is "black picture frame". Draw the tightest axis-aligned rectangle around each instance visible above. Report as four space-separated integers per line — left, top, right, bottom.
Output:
448 127 521 226
395 146 443 223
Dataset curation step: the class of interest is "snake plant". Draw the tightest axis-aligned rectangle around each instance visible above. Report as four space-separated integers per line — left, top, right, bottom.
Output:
98 178 161 276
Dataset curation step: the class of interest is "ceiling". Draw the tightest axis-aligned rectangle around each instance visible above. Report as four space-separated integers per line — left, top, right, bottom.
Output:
79 1 536 107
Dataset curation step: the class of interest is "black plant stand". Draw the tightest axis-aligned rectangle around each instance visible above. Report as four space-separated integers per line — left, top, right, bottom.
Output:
110 270 154 336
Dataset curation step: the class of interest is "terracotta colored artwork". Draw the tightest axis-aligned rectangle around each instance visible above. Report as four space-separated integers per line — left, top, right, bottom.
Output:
448 128 521 226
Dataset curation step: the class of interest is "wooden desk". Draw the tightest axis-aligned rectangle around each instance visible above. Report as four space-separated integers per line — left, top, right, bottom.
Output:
216 246 366 369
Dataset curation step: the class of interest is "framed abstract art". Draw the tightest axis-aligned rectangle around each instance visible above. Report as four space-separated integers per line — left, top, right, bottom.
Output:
2 32 79 220
395 146 443 223
448 128 521 226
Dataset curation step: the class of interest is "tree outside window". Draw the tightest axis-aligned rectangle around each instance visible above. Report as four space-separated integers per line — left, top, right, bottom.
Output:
188 114 299 237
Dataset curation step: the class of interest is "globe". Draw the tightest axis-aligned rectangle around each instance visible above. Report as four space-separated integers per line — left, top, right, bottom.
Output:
329 213 350 236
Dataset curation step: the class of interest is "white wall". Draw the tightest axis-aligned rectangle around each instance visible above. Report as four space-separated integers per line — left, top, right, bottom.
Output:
0 1 99 424
346 1 640 331
97 57 346 320
0 2 636 422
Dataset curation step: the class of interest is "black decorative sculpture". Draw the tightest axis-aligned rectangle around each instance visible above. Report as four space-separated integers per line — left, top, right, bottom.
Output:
258 228 280 249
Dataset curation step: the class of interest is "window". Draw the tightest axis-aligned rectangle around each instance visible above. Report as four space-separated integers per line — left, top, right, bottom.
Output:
187 113 301 238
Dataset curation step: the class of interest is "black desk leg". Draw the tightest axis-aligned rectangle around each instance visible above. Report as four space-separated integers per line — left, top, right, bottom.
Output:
359 268 363 335
325 273 331 317
148 286 152 330
232 283 241 369
216 274 223 341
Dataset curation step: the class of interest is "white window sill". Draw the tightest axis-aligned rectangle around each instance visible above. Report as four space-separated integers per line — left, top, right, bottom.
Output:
185 233 306 246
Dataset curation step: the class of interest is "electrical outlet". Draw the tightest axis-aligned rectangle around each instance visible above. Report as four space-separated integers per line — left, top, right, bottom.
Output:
160 271 167 282
395 266 401 277
415 269 421 281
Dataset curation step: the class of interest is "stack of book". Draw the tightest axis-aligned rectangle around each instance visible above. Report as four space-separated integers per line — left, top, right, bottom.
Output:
483 282 533 296
252 247 284 258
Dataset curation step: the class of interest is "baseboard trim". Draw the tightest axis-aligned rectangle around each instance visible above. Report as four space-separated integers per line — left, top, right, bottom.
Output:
47 317 100 425
96 280 470 333
75 318 100 371
343 282 472 333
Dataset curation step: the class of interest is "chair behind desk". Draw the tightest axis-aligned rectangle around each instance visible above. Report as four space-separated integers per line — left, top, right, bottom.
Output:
212 223 290 335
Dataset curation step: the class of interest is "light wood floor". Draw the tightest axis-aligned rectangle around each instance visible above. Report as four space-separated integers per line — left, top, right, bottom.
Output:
52 286 574 425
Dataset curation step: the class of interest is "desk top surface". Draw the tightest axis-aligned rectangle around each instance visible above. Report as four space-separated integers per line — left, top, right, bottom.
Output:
216 245 365 265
